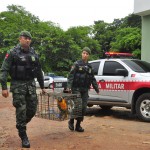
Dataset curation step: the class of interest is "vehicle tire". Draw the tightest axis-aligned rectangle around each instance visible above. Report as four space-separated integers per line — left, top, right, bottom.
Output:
99 105 112 110
136 93 150 122
49 83 53 89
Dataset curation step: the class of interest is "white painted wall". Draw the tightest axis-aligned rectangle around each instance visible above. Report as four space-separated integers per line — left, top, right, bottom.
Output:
134 0 150 16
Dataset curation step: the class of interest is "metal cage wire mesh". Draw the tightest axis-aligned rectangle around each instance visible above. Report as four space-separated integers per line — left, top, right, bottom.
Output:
36 92 82 121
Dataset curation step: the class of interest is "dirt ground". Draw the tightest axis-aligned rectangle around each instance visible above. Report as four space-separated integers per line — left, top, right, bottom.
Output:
0 91 150 150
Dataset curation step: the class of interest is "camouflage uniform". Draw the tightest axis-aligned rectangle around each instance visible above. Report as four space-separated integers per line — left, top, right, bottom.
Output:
0 31 44 148
0 44 44 128
67 58 99 131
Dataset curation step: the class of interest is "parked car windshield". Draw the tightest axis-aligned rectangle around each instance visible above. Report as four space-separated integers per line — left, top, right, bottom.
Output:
123 59 150 73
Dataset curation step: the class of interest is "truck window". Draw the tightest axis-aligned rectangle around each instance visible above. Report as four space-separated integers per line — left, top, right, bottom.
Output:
90 62 100 75
123 59 150 73
103 61 125 76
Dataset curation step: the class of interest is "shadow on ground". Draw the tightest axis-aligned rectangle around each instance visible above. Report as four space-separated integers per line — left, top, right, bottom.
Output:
85 106 139 122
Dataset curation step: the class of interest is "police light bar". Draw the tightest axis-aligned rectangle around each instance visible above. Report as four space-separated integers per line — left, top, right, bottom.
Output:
105 52 133 56
104 52 134 58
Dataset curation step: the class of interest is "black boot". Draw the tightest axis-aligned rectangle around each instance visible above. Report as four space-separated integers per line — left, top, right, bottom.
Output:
19 130 30 148
75 119 84 132
68 119 74 131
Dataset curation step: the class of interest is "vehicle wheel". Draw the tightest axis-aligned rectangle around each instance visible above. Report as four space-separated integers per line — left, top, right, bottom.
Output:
136 93 150 122
49 83 53 89
99 105 112 110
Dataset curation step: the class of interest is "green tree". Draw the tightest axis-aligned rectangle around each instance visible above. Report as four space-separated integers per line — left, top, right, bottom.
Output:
121 14 142 28
92 20 114 57
66 26 101 60
0 5 142 74
110 27 141 54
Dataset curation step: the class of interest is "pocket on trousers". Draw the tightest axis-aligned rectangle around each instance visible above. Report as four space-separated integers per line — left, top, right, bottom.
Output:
12 94 25 108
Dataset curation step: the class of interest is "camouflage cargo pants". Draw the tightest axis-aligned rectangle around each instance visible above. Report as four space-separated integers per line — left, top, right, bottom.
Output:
71 89 89 121
10 80 37 131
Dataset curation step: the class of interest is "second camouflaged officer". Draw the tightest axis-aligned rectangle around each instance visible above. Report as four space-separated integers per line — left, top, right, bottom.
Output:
67 47 99 132
0 31 46 148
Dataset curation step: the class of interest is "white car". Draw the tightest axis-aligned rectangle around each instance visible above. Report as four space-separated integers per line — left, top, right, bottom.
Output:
35 76 54 89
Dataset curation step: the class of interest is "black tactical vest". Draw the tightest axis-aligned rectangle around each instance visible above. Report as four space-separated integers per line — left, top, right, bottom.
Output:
10 46 39 80
73 60 93 88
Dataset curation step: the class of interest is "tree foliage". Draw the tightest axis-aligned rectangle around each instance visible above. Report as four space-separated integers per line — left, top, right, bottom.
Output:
110 27 141 52
0 5 142 75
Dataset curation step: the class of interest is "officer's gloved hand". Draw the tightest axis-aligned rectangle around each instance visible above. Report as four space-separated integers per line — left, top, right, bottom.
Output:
63 88 72 93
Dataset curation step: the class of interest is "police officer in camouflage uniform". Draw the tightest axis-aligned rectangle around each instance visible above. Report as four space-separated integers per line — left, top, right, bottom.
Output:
0 31 46 148
67 47 99 132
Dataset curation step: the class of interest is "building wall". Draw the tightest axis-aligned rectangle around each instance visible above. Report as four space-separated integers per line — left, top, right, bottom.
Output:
141 15 150 62
134 0 150 62
134 0 150 16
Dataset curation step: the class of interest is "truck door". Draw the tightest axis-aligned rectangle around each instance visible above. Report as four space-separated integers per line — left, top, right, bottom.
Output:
89 60 116 99
100 60 129 102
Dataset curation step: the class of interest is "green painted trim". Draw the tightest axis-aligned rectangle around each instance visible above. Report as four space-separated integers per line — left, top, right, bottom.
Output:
141 15 150 62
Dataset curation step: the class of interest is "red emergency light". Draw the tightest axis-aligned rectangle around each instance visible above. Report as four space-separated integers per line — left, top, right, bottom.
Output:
105 52 134 58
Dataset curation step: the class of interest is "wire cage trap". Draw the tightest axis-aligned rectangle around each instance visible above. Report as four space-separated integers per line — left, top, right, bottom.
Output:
36 92 82 121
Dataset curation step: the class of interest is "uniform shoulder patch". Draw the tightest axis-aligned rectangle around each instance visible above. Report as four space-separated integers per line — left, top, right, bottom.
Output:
5 51 10 59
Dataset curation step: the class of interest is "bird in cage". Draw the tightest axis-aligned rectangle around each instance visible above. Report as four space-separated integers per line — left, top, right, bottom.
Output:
57 97 68 120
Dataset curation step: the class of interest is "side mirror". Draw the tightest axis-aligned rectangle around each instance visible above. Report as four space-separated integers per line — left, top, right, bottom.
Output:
115 69 128 77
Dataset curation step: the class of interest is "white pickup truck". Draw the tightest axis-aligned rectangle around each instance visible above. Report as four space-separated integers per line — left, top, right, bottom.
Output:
88 58 150 122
